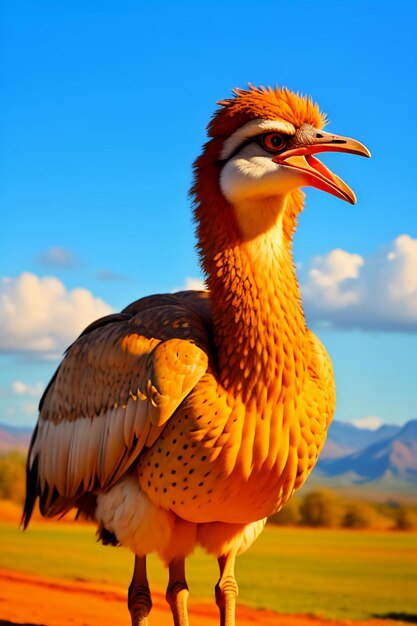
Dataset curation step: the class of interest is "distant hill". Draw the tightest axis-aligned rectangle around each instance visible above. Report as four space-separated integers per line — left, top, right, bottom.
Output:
0 423 32 453
320 420 401 459
308 419 417 502
318 419 417 482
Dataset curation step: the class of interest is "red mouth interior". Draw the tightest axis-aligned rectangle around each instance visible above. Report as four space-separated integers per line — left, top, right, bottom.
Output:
305 154 337 184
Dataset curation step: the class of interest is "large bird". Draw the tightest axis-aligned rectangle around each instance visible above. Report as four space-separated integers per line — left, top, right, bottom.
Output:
23 85 370 626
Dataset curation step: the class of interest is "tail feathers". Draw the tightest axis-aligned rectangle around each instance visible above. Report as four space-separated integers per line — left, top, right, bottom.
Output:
21 454 39 529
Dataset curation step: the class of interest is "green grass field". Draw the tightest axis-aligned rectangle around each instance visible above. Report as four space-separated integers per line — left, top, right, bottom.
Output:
0 520 416 621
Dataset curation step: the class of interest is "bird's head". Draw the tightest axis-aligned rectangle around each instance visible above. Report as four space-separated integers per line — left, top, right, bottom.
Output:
193 85 370 242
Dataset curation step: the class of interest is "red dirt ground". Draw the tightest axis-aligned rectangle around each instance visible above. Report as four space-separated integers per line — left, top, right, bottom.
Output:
0 568 402 626
0 504 405 626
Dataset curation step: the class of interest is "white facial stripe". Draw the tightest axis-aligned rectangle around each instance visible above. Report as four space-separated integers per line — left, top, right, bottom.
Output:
220 119 296 161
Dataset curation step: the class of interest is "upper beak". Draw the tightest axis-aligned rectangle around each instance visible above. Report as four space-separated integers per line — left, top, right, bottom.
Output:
272 127 371 204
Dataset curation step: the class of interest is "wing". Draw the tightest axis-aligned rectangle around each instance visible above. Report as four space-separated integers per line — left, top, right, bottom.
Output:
23 292 211 524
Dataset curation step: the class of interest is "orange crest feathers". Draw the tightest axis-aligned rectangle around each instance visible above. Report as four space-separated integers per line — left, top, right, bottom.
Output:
208 84 327 138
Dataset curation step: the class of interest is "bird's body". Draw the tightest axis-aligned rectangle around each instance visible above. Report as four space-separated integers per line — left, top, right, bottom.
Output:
23 85 369 626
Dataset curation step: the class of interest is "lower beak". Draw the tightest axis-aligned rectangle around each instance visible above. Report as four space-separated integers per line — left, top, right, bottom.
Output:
272 128 371 204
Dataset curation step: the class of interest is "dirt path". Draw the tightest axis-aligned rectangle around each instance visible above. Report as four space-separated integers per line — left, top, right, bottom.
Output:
0 569 402 626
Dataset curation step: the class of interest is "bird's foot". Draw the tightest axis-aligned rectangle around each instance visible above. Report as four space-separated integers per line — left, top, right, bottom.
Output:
215 574 238 626
128 582 152 626
166 580 190 626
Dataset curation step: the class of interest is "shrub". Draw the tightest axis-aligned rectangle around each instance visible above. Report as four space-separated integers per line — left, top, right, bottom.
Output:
299 490 343 528
342 502 376 529
269 498 301 526
0 450 27 504
394 505 417 531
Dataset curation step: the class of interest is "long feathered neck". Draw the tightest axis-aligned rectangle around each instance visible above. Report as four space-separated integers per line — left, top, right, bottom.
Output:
193 159 307 404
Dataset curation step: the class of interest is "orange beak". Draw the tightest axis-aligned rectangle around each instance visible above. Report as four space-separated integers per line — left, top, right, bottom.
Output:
272 127 371 204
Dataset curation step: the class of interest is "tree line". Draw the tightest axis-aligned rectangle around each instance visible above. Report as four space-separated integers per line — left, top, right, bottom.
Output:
270 488 417 530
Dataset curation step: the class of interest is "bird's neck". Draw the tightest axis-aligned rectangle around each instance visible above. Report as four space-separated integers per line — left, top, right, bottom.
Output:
195 188 307 402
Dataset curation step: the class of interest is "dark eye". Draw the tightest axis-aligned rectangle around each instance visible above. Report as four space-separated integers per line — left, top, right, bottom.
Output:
261 132 287 152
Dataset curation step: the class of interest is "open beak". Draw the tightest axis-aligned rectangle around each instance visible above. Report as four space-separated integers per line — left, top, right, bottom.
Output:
272 126 371 204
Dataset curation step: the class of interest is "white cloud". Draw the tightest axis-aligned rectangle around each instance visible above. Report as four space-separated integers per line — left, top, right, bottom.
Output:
0 273 114 359
12 381 44 396
173 277 207 293
303 249 364 309
37 246 77 268
301 234 417 332
352 416 384 430
184 277 207 291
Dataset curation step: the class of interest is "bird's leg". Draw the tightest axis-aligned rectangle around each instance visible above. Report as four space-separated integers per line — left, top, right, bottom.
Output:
128 555 152 626
166 557 190 626
215 552 238 626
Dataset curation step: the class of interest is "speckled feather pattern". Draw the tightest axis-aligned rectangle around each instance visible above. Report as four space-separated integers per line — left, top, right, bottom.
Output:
24 85 336 571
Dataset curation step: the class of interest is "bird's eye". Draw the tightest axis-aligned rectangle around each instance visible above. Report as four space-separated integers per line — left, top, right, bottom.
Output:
261 133 287 153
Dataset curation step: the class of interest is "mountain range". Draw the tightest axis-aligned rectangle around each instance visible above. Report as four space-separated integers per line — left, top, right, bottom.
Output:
1 418 416 500
309 419 417 501
319 420 402 459
318 419 417 481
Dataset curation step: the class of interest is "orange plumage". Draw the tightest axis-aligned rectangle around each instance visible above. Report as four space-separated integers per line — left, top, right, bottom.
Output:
23 85 369 626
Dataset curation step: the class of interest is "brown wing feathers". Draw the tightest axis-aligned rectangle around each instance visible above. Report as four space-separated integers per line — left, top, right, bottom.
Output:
23 292 210 526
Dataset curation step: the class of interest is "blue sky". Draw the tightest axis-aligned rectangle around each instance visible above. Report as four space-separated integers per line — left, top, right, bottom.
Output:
1 0 416 428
